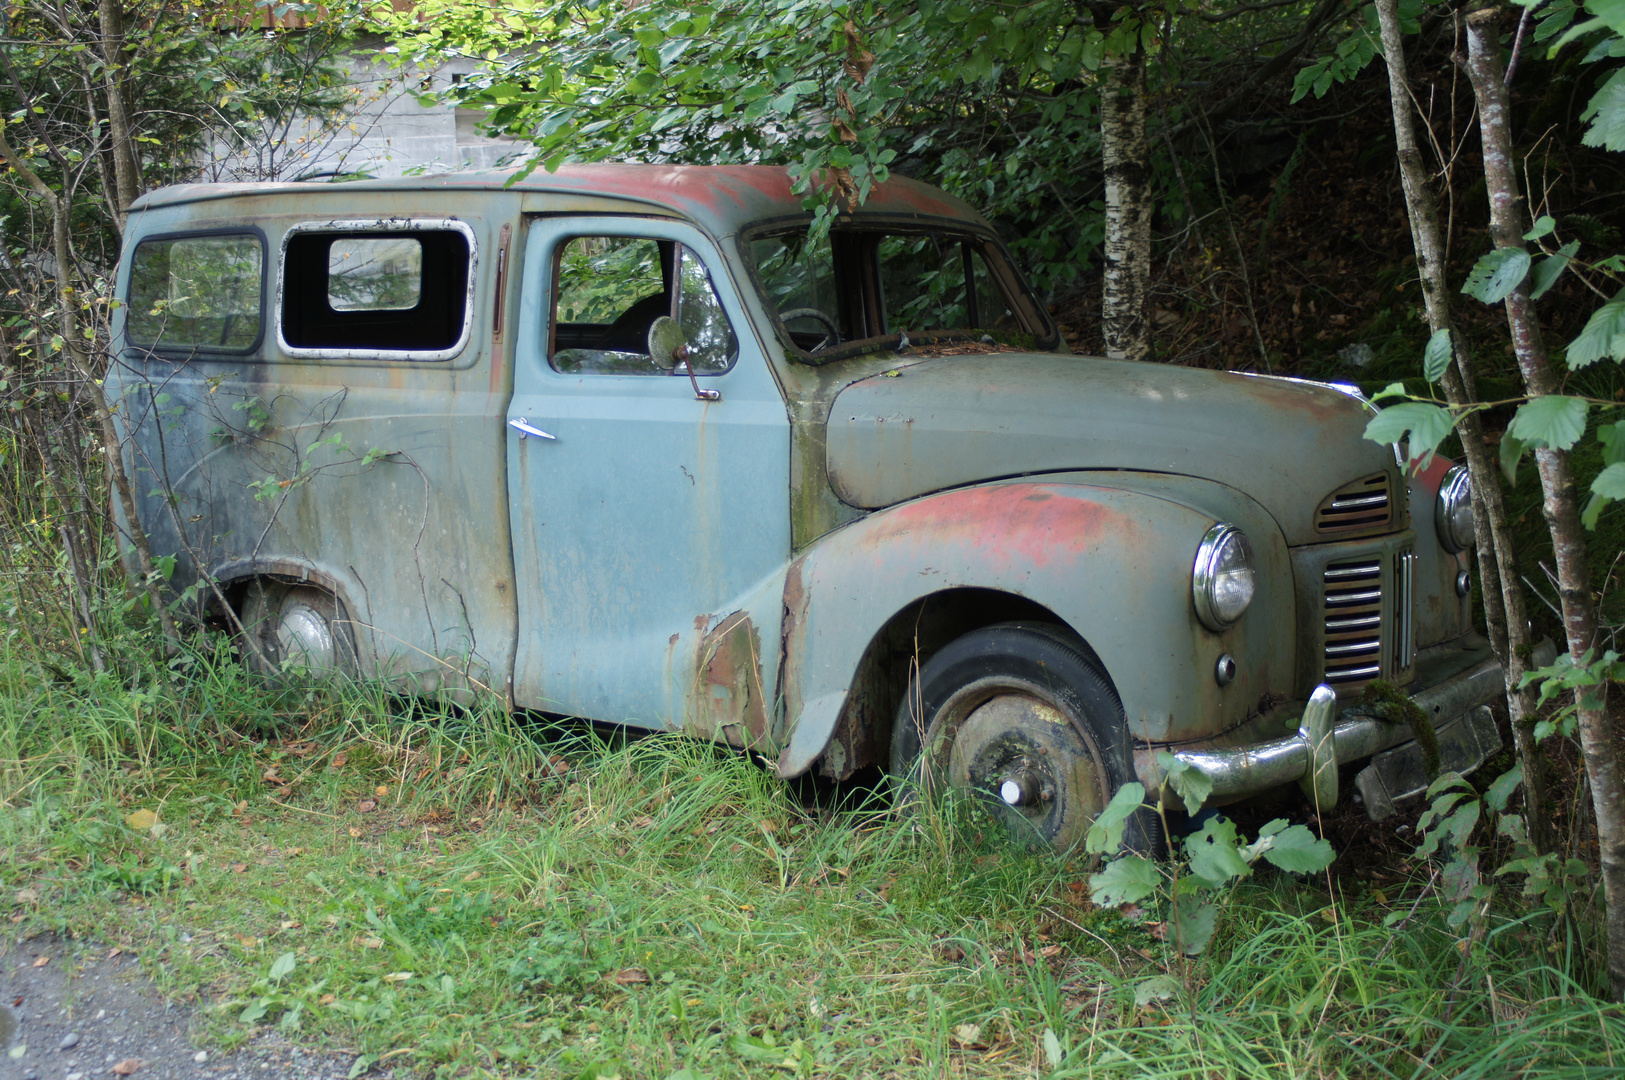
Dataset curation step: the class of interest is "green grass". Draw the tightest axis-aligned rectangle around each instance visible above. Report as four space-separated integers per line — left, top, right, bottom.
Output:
2 648 1622 1079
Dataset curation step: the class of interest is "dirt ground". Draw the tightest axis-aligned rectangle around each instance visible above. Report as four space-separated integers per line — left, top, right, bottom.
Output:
0 935 391 1080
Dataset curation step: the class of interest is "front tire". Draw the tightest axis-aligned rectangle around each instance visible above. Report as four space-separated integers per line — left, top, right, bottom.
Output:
890 622 1147 853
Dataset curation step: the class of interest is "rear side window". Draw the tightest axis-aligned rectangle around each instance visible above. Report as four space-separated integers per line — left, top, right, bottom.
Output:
279 220 474 360
126 232 264 353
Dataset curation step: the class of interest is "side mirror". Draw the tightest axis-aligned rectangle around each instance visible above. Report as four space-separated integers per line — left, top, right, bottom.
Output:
647 316 688 370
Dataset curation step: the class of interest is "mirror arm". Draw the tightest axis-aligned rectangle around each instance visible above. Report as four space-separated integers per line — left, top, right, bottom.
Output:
674 345 720 402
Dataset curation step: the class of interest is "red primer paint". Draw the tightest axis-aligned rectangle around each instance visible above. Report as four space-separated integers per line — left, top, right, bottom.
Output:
1415 453 1454 499
859 484 1125 568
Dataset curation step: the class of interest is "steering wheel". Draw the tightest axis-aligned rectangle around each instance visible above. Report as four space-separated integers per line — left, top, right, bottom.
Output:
779 307 840 352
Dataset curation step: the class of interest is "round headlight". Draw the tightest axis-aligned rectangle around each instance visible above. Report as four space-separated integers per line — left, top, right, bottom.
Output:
1193 524 1256 632
1435 465 1475 553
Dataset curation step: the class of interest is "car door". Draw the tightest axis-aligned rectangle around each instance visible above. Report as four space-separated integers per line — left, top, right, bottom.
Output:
506 215 791 739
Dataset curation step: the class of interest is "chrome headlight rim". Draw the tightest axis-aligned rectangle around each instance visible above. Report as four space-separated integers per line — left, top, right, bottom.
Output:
1435 465 1475 553
1193 523 1256 633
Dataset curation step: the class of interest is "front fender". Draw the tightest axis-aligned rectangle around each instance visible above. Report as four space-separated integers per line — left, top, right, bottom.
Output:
776 476 1295 777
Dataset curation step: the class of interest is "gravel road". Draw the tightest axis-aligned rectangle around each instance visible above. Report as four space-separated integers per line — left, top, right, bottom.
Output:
0 935 393 1080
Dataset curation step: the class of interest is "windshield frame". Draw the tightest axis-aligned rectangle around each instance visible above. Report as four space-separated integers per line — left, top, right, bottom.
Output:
738 214 1059 365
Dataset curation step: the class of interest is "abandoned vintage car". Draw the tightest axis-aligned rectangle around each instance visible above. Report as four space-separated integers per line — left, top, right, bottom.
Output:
111 164 1506 847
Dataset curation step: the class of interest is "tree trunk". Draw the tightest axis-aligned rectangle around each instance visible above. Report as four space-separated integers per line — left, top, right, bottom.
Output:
96 0 142 228
1100 46 1152 361
1466 9 1625 1000
1374 0 1550 853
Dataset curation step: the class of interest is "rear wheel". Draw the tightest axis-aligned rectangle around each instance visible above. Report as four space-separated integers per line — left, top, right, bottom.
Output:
890 622 1149 853
240 581 357 678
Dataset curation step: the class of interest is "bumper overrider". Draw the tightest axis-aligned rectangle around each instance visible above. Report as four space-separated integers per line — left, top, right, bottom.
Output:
1139 637 1551 821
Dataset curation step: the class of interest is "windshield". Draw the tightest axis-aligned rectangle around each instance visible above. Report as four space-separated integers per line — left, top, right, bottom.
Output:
747 226 1051 359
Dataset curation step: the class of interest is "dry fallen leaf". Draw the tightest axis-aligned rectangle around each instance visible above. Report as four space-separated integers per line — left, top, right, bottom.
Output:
230 863 248 874
356 799 378 813
236 936 258 949
348 827 362 838
319 993 335 1005
124 809 158 831
31 956 49 968
262 768 286 787
286 847 302 856
13 888 38 905
382 972 412 983
361 937 383 949
375 785 388 797
111 1059 143 1074
951 1023 984 1049
612 967 650 986
1038 944 1064 958
462 871 480 883
328 751 348 770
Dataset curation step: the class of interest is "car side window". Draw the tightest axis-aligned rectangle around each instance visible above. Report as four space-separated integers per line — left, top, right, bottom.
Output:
550 236 737 376
126 232 264 354
279 220 474 361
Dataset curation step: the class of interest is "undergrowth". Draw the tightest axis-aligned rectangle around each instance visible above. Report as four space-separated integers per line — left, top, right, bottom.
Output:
1 654 1620 1079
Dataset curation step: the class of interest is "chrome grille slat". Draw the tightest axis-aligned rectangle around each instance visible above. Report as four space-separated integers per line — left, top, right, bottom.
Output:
1315 473 1394 534
1322 557 1384 686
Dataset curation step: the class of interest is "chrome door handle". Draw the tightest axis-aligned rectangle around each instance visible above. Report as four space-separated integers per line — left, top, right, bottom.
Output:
508 417 556 441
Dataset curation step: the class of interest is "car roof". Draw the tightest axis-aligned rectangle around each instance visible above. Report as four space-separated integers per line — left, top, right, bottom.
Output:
130 163 989 238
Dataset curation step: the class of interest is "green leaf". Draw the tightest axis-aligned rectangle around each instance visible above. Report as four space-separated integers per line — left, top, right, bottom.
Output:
1371 381 1410 402
1500 433 1527 486
1084 782 1146 854
1565 295 1625 368
1529 241 1580 300
1583 462 1625 528
1259 823 1335 874
1461 247 1531 303
1363 402 1454 465
1171 895 1218 955
1484 763 1523 814
1186 815 1252 885
1524 215 1557 241
1042 1028 1064 1069
1507 395 1588 451
1088 854 1160 907
268 951 296 983
1599 422 1625 466
1581 67 1625 151
1157 751 1213 816
1133 973 1180 1005
1422 328 1453 383
240 1000 268 1024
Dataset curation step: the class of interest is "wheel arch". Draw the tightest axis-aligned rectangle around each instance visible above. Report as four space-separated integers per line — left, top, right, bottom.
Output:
208 556 372 670
805 587 1123 781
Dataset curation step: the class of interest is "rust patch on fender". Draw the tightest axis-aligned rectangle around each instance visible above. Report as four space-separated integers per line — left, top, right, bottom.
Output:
859 484 1131 569
689 611 769 752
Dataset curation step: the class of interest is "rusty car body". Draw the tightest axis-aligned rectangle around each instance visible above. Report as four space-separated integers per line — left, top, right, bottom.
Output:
110 165 1505 847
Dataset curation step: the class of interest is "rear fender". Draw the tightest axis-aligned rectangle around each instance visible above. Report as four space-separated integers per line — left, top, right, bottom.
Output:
775 477 1294 777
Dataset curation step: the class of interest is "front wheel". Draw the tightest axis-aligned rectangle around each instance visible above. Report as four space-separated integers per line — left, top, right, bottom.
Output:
889 622 1146 853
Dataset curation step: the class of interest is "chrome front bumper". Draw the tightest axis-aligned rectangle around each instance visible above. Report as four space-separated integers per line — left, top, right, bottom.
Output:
1140 640 1548 819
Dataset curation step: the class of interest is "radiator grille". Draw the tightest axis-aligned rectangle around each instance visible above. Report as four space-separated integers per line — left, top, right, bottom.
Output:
1323 559 1383 685
1315 473 1393 534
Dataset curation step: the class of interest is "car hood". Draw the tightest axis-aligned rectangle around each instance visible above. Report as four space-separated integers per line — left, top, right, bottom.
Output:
824 351 1397 545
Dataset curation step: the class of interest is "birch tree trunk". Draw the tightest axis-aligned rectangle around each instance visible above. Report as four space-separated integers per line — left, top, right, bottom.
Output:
1374 0 1550 853
1100 46 1153 361
1466 8 1625 1000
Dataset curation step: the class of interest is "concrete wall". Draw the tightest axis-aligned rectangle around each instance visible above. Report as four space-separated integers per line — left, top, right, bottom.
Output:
200 36 519 182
